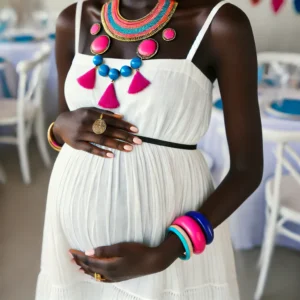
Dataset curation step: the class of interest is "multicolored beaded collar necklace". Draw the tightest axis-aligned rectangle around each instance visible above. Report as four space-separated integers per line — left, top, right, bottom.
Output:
77 0 178 109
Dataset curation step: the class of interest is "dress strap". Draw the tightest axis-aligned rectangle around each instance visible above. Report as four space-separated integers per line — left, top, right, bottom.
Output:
75 0 84 53
187 0 230 61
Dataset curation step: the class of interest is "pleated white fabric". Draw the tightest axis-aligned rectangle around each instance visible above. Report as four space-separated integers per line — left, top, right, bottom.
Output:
36 1 240 299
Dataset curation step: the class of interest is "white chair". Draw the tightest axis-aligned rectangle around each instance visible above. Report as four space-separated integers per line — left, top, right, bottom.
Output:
0 58 18 98
254 128 300 300
0 7 18 30
0 43 52 184
257 52 300 94
32 10 49 30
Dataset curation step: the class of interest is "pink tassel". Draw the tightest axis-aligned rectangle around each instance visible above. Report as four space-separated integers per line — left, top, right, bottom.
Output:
77 68 96 89
128 71 150 94
98 83 120 109
272 0 285 13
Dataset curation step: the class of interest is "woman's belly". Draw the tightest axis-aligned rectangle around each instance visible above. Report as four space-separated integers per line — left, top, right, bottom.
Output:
48 143 214 252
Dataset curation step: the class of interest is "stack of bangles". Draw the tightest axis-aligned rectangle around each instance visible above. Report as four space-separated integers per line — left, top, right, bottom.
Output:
47 122 63 152
168 211 214 260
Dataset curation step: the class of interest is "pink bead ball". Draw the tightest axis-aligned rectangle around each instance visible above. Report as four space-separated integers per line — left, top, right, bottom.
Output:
163 28 176 41
137 39 159 59
91 35 110 55
90 23 101 35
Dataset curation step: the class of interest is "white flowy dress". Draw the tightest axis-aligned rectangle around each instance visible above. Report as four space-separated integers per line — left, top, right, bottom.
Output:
36 1 240 299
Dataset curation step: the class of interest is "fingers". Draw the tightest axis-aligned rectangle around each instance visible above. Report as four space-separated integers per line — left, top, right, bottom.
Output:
71 250 120 282
82 130 142 152
76 141 115 158
104 115 139 133
105 128 143 145
82 133 132 152
87 110 138 133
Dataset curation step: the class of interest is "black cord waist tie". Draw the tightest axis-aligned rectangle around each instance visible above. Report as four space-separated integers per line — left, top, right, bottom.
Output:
136 135 197 150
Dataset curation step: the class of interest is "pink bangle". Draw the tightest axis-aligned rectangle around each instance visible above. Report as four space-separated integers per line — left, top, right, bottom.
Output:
172 216 206 254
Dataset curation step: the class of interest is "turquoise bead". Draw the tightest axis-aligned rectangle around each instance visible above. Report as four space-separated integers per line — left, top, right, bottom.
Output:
93 55 103 66
109 68 120 81
130 57 142 69
120 65 132 77
98 64 109 77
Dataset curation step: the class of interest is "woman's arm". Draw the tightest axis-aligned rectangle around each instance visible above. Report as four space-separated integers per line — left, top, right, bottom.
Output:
55 4 77 114
162 4 263 258
199 4 263 228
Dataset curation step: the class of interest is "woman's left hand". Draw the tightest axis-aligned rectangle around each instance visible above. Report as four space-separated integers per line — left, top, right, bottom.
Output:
70 235 184 283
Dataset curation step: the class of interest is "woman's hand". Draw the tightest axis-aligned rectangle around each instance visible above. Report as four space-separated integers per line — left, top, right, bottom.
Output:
70 235 184 283
52 107 142 158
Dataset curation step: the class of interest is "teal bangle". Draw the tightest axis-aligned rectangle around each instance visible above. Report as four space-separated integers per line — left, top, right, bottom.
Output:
167 226 191 261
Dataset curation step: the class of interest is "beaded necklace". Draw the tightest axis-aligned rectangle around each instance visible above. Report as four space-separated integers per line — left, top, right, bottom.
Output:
77 0 178 109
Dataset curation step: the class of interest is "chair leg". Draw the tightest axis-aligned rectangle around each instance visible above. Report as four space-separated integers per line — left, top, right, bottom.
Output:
257 210 269 269
35 109 51 168
254 222 277 300
0 162 7 183
17 124 31 184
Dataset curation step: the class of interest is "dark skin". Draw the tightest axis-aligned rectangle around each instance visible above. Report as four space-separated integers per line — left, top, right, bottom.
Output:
54 0 263 283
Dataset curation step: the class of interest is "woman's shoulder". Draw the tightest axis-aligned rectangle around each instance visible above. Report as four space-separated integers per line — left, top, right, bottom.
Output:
209 2 252 39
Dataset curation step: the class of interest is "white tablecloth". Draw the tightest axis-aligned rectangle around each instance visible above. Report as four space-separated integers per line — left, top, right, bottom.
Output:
200 88 300 250
0 40 58 120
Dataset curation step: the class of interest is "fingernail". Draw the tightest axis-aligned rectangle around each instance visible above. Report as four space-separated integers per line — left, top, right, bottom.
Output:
85 249 95 256
133 137 142 145
124 145 133 151
79 269 85 274
106 153 114 158
130 126 139 133
71 258 76 264
68 251 74 259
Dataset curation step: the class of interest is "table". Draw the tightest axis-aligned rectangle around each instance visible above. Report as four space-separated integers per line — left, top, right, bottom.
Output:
0 40 58 120
200 88 300 250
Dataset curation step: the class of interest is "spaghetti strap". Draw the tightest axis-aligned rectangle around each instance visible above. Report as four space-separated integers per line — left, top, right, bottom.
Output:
75 0 84 53
187 0 230 61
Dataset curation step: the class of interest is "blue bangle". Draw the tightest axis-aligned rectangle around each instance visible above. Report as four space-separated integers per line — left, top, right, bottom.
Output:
185 211 214 244
167 226 191 261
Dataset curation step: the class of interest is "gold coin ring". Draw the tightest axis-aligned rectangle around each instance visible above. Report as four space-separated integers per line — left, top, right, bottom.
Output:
92 114 107 135
94 273 102 281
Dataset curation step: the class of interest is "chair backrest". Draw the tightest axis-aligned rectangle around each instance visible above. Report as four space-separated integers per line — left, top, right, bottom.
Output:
0 8 18 29
263 128 300 210
15 43 51 119
257 52 300 89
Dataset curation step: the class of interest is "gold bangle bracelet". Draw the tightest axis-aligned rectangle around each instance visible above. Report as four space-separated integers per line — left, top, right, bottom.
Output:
47 122 62 152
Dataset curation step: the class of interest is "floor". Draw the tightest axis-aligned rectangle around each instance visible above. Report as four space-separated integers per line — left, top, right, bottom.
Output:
0 142 300 300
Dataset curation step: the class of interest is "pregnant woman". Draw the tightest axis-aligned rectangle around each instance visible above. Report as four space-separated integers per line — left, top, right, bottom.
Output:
36 0 263 299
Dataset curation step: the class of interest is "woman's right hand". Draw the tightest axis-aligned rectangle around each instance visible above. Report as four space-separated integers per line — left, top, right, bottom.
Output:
52 107 142 158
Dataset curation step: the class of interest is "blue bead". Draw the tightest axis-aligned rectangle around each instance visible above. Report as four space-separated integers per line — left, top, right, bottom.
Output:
98 64 109 77
185 211 214 245
108 68 120 81
93 55 103 66
130 57 142 69
120 65 132 77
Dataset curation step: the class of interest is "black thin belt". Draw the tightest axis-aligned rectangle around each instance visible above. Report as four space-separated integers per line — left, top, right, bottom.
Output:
136 135 197 150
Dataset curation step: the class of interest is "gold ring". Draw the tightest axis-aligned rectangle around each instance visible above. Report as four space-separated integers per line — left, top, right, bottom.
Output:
92 114 107 135
94 272 105 282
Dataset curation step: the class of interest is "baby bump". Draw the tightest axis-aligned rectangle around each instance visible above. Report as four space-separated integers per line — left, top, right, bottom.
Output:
50 143 214 252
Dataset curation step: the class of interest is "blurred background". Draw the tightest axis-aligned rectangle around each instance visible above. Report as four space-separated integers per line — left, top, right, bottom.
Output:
0 0 300 300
